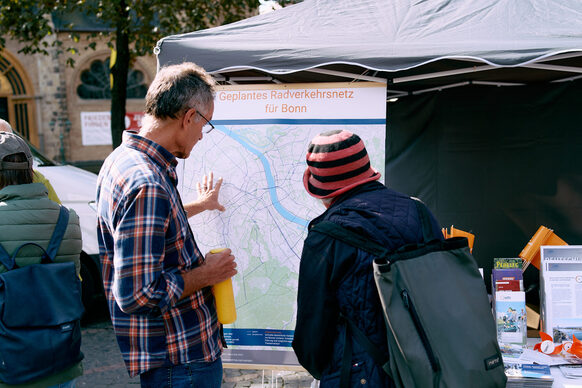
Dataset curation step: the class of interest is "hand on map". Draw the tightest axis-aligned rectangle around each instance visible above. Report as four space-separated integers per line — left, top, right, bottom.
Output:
183 172 225 217
205 248 238 284
196 171 225 212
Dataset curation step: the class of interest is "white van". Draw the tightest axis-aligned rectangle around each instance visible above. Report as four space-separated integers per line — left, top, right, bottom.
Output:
30 145 103 315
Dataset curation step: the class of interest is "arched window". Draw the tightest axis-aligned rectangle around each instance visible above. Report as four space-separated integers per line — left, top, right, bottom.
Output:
77 58 147 99
0 53 37 145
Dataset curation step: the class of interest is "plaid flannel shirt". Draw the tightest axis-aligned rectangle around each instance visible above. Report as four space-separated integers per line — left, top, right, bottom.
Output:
96 132 221 377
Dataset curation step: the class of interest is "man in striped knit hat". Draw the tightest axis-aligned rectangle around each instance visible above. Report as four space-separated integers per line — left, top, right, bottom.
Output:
292 130 443 387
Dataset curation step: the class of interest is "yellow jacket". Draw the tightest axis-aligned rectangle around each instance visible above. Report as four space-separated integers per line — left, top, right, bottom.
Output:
33 170 61 203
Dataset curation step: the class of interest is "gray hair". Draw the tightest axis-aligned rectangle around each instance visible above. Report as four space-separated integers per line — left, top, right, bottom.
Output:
145 62 216 120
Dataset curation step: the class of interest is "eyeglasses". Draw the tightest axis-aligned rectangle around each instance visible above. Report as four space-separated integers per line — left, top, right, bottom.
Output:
196 110 215 134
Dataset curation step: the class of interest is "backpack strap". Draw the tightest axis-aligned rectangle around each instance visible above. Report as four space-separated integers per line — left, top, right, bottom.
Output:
314 199 440 260
343 313 390 365
411 197 434 243
0 206 69 270
311 221 388 258
43 206 70 263
0 243 12 271
339 315 353 388
340 313 392 388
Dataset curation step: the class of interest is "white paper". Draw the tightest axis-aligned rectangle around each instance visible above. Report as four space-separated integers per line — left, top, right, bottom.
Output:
560 364 582 378
520 348 566 366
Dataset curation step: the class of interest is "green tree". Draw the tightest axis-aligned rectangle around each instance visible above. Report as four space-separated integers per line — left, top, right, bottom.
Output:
0 0 259 148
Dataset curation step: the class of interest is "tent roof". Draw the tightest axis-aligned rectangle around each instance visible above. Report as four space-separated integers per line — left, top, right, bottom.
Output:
156 0 582 98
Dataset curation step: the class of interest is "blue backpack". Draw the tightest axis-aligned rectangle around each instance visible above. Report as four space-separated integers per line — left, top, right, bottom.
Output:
0 206 84 384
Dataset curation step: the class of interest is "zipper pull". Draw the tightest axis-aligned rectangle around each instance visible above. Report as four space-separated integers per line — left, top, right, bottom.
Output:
401 290 409 309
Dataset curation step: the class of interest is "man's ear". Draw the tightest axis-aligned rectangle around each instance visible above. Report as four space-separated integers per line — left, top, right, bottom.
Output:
182 107 196 127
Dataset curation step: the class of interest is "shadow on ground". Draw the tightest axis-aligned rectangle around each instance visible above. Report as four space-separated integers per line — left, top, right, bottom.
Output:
79 300 315 387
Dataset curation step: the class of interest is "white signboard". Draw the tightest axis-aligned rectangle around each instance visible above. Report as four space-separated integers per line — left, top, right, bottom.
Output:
540 245 582 342
80 112 112 145
80 111 145 145
177 82 387 367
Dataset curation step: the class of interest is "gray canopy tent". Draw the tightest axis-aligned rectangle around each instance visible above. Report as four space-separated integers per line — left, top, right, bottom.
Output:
156 0 582 94
156 0 582 302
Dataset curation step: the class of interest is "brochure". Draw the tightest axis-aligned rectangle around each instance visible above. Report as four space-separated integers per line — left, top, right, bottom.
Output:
496 280 521 291
540 246 582 343
504 362 553 387
494 257 523 270
492 268 523 282
492 265 523 293
495 291 527 346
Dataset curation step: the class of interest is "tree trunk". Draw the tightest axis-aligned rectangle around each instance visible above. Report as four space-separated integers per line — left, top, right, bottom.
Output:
110 0 130 149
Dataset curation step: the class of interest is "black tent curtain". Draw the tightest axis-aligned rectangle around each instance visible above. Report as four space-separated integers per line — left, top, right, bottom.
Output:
386 79 582 306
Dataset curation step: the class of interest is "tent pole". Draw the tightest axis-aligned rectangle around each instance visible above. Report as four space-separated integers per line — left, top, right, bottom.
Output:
392 65 495 84
305 68 387 83
522 63 582 74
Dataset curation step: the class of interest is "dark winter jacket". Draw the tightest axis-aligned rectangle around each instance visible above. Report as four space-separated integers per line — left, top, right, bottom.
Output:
292 181 442 387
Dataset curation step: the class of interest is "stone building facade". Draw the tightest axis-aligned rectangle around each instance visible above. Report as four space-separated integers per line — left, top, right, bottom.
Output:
0 33 156 168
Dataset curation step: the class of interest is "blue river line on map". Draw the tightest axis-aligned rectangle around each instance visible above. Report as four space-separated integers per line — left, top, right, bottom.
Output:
215 123 309 228
213 118 385 228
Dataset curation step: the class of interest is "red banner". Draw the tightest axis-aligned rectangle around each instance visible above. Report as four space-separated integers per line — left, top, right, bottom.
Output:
125 112 144 131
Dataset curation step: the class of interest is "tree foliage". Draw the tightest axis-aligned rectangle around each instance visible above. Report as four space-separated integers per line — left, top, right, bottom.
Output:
0 0 259 148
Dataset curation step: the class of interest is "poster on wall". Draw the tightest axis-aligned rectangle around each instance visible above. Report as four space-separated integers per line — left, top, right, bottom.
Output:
80 111 144 145
177 82 387 367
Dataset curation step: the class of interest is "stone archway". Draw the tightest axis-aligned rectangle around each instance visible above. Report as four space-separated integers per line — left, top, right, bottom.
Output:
0 51 38 145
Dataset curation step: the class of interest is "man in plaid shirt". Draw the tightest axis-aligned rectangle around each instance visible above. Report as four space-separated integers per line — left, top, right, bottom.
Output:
96 62 236 387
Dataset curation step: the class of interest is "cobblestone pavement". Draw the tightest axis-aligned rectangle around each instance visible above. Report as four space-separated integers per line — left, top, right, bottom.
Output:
79 318 316 387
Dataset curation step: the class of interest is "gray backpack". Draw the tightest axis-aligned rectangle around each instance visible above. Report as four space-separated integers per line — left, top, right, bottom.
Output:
312 200 506 388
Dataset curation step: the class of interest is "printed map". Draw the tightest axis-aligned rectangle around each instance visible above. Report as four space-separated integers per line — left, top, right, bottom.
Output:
177 83 386 365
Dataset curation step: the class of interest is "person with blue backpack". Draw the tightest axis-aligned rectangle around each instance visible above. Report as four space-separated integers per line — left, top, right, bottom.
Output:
0 119 62 204
0 131 83 387
292 129 443 387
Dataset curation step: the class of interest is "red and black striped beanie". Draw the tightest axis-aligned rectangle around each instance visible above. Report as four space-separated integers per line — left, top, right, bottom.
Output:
303 130 381 199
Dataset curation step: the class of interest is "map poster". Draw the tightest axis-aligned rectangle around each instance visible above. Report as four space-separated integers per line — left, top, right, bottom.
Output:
177 82 387 367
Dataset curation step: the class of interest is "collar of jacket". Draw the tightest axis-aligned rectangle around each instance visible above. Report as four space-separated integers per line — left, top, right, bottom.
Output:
308 181 385 229
0 182 47 202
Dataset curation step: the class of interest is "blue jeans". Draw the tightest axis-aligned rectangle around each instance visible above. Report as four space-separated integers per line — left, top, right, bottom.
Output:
140 358 223 388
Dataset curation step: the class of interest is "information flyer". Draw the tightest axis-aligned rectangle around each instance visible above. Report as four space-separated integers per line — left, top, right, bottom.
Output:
540 245 582 342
